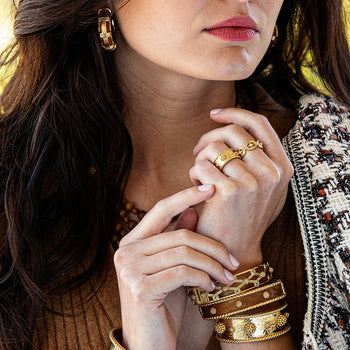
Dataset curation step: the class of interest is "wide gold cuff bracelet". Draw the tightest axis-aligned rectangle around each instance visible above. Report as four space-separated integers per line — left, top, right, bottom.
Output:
108 328 126 350
215 302 290 343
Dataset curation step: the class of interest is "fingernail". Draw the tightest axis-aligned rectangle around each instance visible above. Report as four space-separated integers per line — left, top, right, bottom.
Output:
229 254 240 268
210 109 222 115
211 280 216 290
224 269 235 281
198 184 213 192
193 144 198 154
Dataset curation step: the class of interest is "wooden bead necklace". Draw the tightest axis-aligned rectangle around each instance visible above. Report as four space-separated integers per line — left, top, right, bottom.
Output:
111 200 146 251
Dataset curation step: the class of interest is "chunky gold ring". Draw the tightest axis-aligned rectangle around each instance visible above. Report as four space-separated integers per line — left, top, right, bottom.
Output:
213 148 241 171
236 140 263 160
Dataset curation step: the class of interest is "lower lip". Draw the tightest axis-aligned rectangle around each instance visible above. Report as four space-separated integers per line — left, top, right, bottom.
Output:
204 27 258 41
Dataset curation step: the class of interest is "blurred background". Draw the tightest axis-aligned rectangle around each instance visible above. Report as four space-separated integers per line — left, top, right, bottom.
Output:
0 0 349 91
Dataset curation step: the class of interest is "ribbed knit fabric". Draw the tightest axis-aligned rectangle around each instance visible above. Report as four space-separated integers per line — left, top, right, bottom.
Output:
33 245 122 350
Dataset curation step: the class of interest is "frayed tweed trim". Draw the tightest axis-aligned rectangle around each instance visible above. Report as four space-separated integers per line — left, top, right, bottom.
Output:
283 125 328 346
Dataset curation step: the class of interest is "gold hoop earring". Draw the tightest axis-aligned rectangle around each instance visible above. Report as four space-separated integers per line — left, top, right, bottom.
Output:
271 24 279 47
98 8 117 51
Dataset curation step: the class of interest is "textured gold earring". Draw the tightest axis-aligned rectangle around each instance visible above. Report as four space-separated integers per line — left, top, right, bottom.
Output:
271 24 279 47
98 8 117 51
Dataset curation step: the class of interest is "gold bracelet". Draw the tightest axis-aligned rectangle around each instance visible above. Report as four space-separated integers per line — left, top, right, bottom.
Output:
108 328 126 350
214 302 290 343
189 262 273 305
199 280 286 320
217 324 291 343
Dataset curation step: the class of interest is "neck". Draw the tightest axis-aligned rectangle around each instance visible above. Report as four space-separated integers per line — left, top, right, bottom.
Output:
115 46 236 207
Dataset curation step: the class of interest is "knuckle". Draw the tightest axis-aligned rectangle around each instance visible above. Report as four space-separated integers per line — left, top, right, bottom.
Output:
114 246 128 266
130 276 148 301
118 263 134 283
242 174 259 191
261 163 281 183
197 160 211 172
256 114 270 126
154 198 167 212
209 140 225 153
177 228 192 241
226 123 241 134
285 161 294 179
173 264 190 278
221 179 239 194
175 245 191 258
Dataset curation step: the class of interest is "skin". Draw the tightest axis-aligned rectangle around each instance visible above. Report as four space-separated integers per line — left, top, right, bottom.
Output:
109 0 298 349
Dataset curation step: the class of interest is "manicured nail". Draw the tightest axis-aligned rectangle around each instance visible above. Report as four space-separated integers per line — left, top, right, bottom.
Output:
210 109 222 115
229 254 240 268
224 269 235 281
198 184 213 192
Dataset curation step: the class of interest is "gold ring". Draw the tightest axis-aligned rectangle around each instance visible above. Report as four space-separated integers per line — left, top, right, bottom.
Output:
213 148 241 171
236 140 263 160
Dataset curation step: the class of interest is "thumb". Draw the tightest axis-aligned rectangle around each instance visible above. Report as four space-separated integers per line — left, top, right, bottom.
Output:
174 208 199 231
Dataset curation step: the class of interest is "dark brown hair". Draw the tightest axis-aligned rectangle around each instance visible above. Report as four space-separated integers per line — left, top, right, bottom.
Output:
0 0 349 349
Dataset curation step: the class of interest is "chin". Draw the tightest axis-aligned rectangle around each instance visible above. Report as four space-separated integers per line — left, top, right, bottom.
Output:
192 65 258 81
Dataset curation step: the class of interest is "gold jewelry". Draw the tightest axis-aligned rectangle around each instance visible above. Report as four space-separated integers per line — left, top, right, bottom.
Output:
237 140 264 159
98 8 117 51
271 24 279 47
215 302 290 343
199 280 286 320
108 328 126 350
213 148 241 171
189 262 273 305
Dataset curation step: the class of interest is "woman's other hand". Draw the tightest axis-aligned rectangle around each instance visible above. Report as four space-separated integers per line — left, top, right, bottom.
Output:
114 185 239 350
190 108 294 270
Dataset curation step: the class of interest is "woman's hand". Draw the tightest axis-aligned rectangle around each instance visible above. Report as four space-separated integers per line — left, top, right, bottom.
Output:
190 108 294 269
114 185 240 350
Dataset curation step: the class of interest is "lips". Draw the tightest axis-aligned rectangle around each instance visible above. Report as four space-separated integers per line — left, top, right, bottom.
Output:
204 16 258 42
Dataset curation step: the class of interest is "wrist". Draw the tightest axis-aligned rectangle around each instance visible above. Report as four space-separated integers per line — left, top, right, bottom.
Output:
230 251 263 274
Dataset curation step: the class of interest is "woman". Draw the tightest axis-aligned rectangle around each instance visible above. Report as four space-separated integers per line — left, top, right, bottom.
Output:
0 0 349 349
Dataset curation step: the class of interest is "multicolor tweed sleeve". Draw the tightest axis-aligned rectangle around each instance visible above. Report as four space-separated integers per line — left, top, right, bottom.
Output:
283 94 350 350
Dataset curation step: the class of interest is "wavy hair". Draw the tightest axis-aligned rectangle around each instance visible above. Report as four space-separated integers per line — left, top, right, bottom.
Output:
0 0 349 348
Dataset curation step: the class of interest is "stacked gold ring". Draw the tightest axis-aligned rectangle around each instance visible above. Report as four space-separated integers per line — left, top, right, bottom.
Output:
213 140 263 171
213 148 241 171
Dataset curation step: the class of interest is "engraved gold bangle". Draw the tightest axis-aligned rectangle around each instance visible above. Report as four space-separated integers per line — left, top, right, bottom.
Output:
215 302 290 343
189 262 273 305
108 328 126 350
217 324 291 343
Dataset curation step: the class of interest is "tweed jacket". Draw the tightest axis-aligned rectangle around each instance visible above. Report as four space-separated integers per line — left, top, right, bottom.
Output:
283 94 350 349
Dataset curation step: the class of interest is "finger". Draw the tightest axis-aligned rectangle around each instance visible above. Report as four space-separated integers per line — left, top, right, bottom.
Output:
209 108 285 159
118 228 239 271
127 185 215 240
193 109 284 161
193 136 278 181
140 246 235 284
190 160 258 193
145 265 215 294
174 208 199 231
